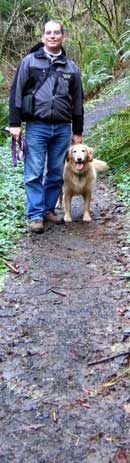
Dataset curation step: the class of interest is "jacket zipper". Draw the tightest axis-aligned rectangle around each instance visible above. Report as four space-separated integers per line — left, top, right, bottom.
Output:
51 75 59 115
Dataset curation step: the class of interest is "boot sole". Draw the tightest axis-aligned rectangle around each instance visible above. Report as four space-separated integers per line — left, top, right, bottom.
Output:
29 227 44 234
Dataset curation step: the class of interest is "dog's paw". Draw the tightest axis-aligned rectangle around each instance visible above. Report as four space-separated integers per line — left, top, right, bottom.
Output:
64 216 72 223
83 214 92 222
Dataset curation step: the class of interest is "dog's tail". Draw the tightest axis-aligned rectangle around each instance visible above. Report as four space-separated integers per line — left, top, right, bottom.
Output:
93 159 108 172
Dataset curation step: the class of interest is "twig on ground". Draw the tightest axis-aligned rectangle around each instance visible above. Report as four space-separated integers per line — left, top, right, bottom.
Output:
88 350 130 367
50 288 67 297
1 259 19 273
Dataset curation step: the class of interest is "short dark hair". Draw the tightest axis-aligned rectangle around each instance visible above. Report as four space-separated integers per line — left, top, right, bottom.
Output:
43 20 64 35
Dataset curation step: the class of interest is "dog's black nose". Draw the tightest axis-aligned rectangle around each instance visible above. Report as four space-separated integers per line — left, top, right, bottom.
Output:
77 157 82 162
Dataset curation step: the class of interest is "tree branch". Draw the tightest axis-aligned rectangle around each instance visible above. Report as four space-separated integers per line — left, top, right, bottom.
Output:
68 7 88 22
113 0 119 32
90 13 119 47
0 1 32 59
100 0 113 26
71 0 78 19
0 4 21 59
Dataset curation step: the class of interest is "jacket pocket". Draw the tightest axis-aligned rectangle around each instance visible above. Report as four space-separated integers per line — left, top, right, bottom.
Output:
22 94 34 115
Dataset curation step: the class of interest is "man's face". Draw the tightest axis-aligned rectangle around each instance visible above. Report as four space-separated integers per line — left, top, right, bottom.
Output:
42 21 64 53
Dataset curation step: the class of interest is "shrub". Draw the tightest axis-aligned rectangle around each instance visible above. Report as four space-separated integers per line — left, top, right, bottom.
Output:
85 107 130 169
81 41 116 97
0 71 8 143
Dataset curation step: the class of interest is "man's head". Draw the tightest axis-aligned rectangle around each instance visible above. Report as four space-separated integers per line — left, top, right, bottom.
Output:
42 20 65 54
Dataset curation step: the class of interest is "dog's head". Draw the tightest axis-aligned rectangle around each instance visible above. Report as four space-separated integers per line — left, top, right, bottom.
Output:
67 144 94 174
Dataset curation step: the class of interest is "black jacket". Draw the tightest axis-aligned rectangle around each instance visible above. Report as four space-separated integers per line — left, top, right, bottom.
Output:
9 45 84 134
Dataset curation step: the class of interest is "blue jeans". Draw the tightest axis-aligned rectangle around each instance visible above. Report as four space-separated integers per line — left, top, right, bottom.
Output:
24 121 71 220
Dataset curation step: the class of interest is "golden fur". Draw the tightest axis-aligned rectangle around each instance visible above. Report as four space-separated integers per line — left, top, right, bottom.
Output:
57 143 108 222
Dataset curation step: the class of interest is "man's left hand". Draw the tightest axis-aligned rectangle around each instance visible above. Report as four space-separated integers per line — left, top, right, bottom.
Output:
72 134 82 144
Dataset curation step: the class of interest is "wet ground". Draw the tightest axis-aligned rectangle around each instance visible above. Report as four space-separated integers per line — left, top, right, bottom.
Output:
0 95 130 462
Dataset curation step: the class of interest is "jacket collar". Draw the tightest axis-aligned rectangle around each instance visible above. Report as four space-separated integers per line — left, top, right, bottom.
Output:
34 46 67 64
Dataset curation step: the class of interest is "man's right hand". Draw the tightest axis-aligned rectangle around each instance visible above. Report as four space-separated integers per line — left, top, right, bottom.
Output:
9 127 22 141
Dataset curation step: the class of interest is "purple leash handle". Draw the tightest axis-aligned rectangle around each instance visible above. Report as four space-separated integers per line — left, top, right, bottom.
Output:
12 137 17 167
12 134 26 167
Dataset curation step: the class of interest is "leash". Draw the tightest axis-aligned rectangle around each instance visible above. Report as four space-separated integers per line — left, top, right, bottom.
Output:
11 134 26 167
5 127 26 167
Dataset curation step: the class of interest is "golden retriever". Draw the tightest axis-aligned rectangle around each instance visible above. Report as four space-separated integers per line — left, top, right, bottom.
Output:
57 144 108 222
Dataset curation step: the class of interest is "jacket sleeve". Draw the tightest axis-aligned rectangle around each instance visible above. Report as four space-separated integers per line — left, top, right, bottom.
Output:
9 57 29 126
71 68 84 135
9 66 21 126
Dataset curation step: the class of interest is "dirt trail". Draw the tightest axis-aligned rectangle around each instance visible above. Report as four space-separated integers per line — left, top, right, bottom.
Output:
0 96 130 463
83 89 130 134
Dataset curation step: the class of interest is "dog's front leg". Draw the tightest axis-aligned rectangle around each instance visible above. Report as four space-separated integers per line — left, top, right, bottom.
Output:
64 192 72 222
83 191 92 222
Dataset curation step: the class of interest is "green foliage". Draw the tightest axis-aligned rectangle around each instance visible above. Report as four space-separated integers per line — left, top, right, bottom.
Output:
0 0 50 19
85 107 130 205
64 30 117 96
81 40 116 96
0 0 13 18
82 61 113 97
0 0 51 59
118 19 130 61
0 71 8 143
0 143 25 266
0 72 4 85
85 108 130 166
65 26 117 79
114 170 130 205
82 38 116 69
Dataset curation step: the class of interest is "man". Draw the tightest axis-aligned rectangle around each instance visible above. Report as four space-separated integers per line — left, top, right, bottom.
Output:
9 19 84 233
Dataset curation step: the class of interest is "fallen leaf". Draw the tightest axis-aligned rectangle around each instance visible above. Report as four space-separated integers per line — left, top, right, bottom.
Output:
74 399 90 408
52 411 58 423
124 403 130 414
89 431 104 441
109 447 130 462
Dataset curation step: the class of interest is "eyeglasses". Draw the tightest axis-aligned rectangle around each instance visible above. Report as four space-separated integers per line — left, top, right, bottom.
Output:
45 30 62 36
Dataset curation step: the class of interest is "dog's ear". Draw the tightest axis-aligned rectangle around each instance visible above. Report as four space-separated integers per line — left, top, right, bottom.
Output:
86 146 94 162
66 145 73 161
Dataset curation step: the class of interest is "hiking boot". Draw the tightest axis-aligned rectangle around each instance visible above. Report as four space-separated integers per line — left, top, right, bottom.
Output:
45 211 64 224
29 219 44 234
